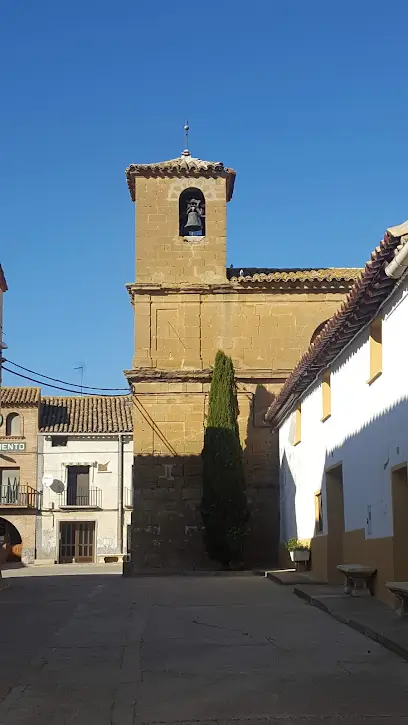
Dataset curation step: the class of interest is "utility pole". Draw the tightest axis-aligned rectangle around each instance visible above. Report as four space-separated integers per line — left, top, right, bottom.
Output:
0 265 8 423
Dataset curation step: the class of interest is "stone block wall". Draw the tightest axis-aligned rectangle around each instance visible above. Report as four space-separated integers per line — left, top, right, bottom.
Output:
129 381 280 570
135 176 227 285
132 289 346 370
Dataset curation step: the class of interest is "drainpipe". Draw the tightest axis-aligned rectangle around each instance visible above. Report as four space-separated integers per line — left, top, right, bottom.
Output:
385 236 408 279
117 433 124 555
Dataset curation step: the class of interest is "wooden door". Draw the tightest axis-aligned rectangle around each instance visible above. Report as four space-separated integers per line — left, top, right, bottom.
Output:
76 522 94 562
59 522 95 563
326 464 345 583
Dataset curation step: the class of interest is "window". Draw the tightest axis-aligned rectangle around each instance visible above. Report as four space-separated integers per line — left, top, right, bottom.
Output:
322 371 331 421
67 465 90 506
5 413 21 437
314 491 323 534
51 436 68 447
179 188 206 237
294 405 301 445
0 468 20 504
368 317 382 383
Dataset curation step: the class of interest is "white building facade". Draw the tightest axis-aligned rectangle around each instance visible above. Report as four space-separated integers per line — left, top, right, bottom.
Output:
267 222 408 603
36 396 133 564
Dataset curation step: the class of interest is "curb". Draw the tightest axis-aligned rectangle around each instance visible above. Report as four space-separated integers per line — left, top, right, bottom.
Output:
122 568 254 578
294 585 408 663
266 572 287 585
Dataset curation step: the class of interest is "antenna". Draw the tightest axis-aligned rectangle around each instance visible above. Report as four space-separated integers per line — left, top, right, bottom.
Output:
74 364 85 396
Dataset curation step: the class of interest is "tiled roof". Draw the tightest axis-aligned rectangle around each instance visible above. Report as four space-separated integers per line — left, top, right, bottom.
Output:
126 152 236 202
40 396 133 434
265 230 405 427
0 387 41 407
0 265 7 292
227 267 361 287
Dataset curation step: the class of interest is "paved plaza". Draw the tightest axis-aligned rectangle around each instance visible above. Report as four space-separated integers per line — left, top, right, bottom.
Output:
0 565 408 723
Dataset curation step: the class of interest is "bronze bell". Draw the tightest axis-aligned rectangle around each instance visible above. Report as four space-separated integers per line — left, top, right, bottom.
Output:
184 210 203 234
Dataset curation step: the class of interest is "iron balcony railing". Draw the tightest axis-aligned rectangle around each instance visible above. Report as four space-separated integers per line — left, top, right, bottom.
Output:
59 487 102 509
124 487 133 508
0 483 40 509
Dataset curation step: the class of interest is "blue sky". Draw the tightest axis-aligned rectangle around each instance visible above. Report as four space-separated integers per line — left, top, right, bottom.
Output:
1 1 407 392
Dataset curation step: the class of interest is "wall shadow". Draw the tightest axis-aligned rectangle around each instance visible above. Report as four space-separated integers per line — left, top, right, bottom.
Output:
282 394 408 595
243 385 280 567
128 384 281 572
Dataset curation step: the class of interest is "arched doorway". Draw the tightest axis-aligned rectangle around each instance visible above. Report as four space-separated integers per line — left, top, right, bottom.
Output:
0 517 22 562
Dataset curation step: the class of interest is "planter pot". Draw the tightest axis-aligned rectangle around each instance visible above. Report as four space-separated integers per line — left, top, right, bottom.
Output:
290 550 310 563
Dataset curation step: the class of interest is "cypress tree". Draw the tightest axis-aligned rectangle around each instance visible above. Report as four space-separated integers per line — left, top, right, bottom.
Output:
201 350 249 566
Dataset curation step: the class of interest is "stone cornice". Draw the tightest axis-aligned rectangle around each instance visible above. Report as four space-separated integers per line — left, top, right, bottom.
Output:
124 368 290 384
126 278 355 298
124 368 212 383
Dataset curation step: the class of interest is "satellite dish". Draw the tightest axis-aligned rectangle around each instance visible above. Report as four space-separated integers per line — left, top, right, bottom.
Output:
42 475 54 488
50 479 65 494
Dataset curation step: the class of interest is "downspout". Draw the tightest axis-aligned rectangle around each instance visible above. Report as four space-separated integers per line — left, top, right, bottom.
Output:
117 433 124 555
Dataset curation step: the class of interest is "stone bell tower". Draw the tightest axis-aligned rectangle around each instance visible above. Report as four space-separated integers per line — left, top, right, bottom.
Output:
124 143 237 572
126 146 235 287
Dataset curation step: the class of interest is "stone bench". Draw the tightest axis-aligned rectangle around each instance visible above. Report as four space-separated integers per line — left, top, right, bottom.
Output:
337 564 377 597
386 582 408 616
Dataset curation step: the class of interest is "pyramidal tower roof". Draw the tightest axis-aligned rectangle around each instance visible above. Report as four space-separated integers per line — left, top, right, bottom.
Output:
125 150 236 202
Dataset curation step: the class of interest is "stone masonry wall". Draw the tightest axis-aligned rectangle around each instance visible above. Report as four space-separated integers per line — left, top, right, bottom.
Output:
135 176 227 285
133 289 345 371
130 385 279 570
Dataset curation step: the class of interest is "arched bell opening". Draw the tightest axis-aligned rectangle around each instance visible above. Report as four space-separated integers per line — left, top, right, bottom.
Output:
0 517 23 562
179 188 206 237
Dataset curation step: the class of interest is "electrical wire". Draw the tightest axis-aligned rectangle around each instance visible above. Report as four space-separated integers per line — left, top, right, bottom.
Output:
2 366 129 397
3 359 129 391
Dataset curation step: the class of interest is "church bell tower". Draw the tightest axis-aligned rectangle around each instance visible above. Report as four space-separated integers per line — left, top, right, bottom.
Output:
124 140 237 571
126 144 236 286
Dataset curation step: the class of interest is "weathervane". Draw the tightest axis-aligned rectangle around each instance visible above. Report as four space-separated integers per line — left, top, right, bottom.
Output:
182 120 190 156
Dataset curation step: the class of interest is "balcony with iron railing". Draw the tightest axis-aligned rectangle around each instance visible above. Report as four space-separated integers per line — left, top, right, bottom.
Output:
124 487 133 508
0 484 41 509
59 487 102 510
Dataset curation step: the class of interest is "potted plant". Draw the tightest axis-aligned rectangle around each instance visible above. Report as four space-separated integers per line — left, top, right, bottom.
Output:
286 538 310 563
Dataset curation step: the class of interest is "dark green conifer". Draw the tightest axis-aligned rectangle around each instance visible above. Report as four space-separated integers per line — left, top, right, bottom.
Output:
201 350 249 566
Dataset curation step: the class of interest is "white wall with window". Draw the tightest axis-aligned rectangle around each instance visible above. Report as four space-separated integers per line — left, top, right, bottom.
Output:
37 434 133 564
279 274 408 547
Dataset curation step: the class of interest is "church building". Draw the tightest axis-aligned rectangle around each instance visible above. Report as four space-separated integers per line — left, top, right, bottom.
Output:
124 144 360 571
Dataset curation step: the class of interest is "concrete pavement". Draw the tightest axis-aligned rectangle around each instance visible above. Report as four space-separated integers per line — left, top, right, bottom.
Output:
0 567 408 723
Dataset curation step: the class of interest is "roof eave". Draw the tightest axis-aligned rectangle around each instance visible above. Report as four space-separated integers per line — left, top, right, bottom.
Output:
125 165 236 202
265 229 403 426
0 265 8 292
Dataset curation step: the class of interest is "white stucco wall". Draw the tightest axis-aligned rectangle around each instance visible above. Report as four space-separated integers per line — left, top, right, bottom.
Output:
37 435 133 562
279 276 408 544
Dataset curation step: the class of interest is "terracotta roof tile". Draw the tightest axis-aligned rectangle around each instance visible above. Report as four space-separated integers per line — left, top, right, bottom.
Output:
227 267 361 287
265 232 404 426
40 396 133 434
126 153 236 202
0 387 41 407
